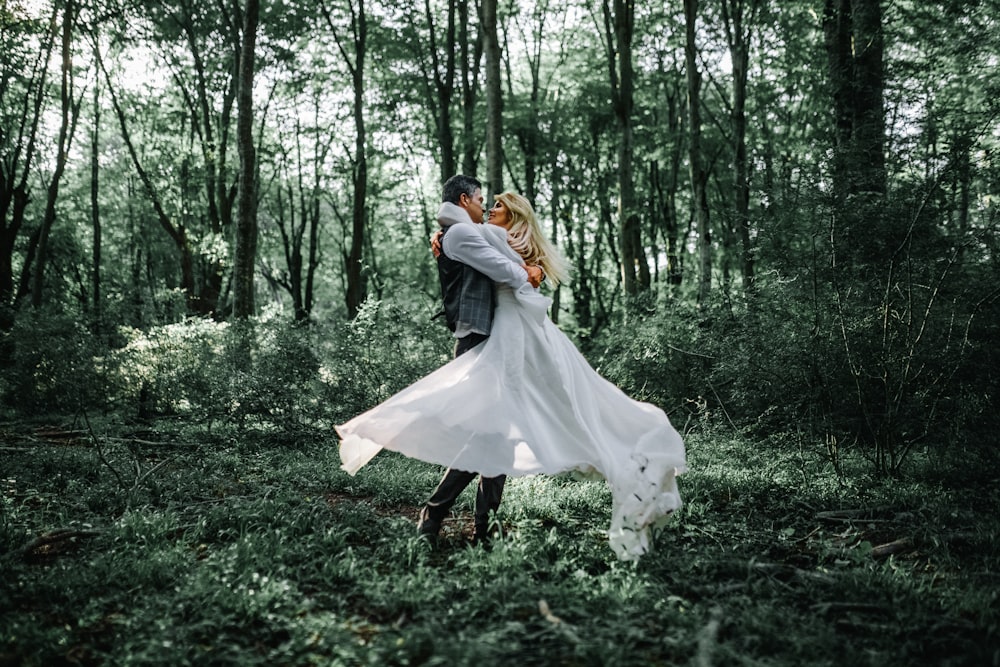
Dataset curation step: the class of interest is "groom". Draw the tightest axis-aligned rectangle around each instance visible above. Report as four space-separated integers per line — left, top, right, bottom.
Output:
416 175 543 545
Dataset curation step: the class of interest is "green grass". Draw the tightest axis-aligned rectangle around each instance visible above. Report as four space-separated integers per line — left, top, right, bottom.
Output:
1 421 997 666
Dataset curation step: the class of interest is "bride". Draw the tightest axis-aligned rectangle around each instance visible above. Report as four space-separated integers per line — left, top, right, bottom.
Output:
336 191 687 560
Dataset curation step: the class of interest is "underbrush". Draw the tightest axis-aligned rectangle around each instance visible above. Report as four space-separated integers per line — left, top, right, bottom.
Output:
1 422 997 666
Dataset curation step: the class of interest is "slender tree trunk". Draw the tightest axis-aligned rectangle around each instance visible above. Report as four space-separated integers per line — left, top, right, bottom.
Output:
661 77 684 286
172 0 239 315
232 0 259 319
609 0 647 295
482 0 503 199
418 0 456 183
548 150 563 324
459 1 482 176
722 0 757 293
684 0 712 304
321 0 368 318
347 2 368 318
0 5 56 327
33 0 78 308
97 47 198 312
91 53 102 332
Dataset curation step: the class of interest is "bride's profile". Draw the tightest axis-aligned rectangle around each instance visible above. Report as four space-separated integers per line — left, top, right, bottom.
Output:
336 190 687 560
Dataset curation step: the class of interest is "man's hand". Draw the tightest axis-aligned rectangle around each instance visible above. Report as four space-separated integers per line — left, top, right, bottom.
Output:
430 230 443 258
524 265 543 288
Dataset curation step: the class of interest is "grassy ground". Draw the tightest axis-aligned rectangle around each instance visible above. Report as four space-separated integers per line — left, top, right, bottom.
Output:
1 418 997 666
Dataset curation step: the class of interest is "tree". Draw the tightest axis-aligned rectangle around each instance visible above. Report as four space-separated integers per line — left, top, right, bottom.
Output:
408 0 458 185
320 0 368 319
232 0 259 319
684 0 712 304
459 0 483 177
602 0 648 296
150 0 242 314
482 0 503 199
0 4 56 326
31 0 82 308
824 0 886 263
721 0 760 293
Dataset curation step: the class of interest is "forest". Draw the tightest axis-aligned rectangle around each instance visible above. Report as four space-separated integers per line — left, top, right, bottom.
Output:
2 0 998 664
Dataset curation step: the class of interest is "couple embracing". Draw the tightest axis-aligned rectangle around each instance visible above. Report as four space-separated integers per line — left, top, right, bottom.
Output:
336 175 686 560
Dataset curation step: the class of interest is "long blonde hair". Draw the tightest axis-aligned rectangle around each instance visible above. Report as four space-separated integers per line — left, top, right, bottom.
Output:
495 191 570 287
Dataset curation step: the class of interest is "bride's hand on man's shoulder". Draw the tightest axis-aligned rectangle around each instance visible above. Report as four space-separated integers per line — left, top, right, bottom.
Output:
524 265 544 288
430 230 443 258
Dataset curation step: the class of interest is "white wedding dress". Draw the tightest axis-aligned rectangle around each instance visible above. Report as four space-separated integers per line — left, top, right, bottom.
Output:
336 225 687 560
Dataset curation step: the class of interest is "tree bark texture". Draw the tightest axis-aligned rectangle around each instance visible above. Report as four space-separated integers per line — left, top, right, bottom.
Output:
722 0 757 293
459 1 483 177
824 0 886 198
232 0 260 319
685 0 712 304
91 52 102 331
0 5 57 324
32 0 79 308
604 0 648 296
482 0 503 199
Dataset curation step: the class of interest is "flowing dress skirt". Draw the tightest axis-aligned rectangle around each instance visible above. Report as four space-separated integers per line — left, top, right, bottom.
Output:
336 284 687 560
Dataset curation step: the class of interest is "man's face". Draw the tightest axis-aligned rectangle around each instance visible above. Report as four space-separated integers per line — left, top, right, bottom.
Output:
460 189 486 223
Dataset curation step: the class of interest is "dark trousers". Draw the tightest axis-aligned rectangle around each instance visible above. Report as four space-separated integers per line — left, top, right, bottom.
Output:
417 332 506 537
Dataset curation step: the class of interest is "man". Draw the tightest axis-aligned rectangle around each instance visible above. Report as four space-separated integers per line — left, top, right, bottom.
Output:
416 175 543 546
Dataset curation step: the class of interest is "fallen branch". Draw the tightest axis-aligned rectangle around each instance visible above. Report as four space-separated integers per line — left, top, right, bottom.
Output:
19 528 103 560
871 537 913 559
32 428 87 439
815 506 894 521
106 437 201 449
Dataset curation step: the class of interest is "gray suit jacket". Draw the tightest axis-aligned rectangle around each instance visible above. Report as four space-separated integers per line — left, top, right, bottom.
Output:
436 202 527 337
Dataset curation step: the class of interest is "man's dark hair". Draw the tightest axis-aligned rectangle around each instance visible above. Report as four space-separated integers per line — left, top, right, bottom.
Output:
442 175 482 204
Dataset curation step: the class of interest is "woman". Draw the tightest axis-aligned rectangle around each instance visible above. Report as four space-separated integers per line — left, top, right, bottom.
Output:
336 192 686 560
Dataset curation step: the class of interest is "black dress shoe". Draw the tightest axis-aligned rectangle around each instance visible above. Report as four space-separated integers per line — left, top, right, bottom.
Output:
472 525 497 549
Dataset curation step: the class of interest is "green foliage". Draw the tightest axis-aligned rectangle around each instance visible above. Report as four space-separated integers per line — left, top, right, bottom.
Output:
108 316 228 418
1 309 106 413
1 428 997 666
314 296 453 424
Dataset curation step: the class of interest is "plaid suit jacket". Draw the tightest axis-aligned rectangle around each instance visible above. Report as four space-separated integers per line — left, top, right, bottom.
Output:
437 225 495 334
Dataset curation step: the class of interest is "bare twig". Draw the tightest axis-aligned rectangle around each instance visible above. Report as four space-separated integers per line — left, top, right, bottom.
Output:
871 537 913 559
81 410 126 490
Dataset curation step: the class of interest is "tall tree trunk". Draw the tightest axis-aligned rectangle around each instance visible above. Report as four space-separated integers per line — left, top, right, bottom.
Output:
722 0 758 293
482 0 503 199
602 0 647 296
32 0 79 308
91 51 102 332
652 67 684 288
823 0 886 264
851 0 885 196
171 0 240 315
0 4 56 327
459 1 482 176
232 0 259 319
322 0 368 318
416 0 456 184
347 2 368 319
824 0 886 197
684 0 712 304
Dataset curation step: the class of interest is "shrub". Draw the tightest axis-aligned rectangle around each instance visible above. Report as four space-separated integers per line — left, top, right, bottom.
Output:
1 308 106 413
